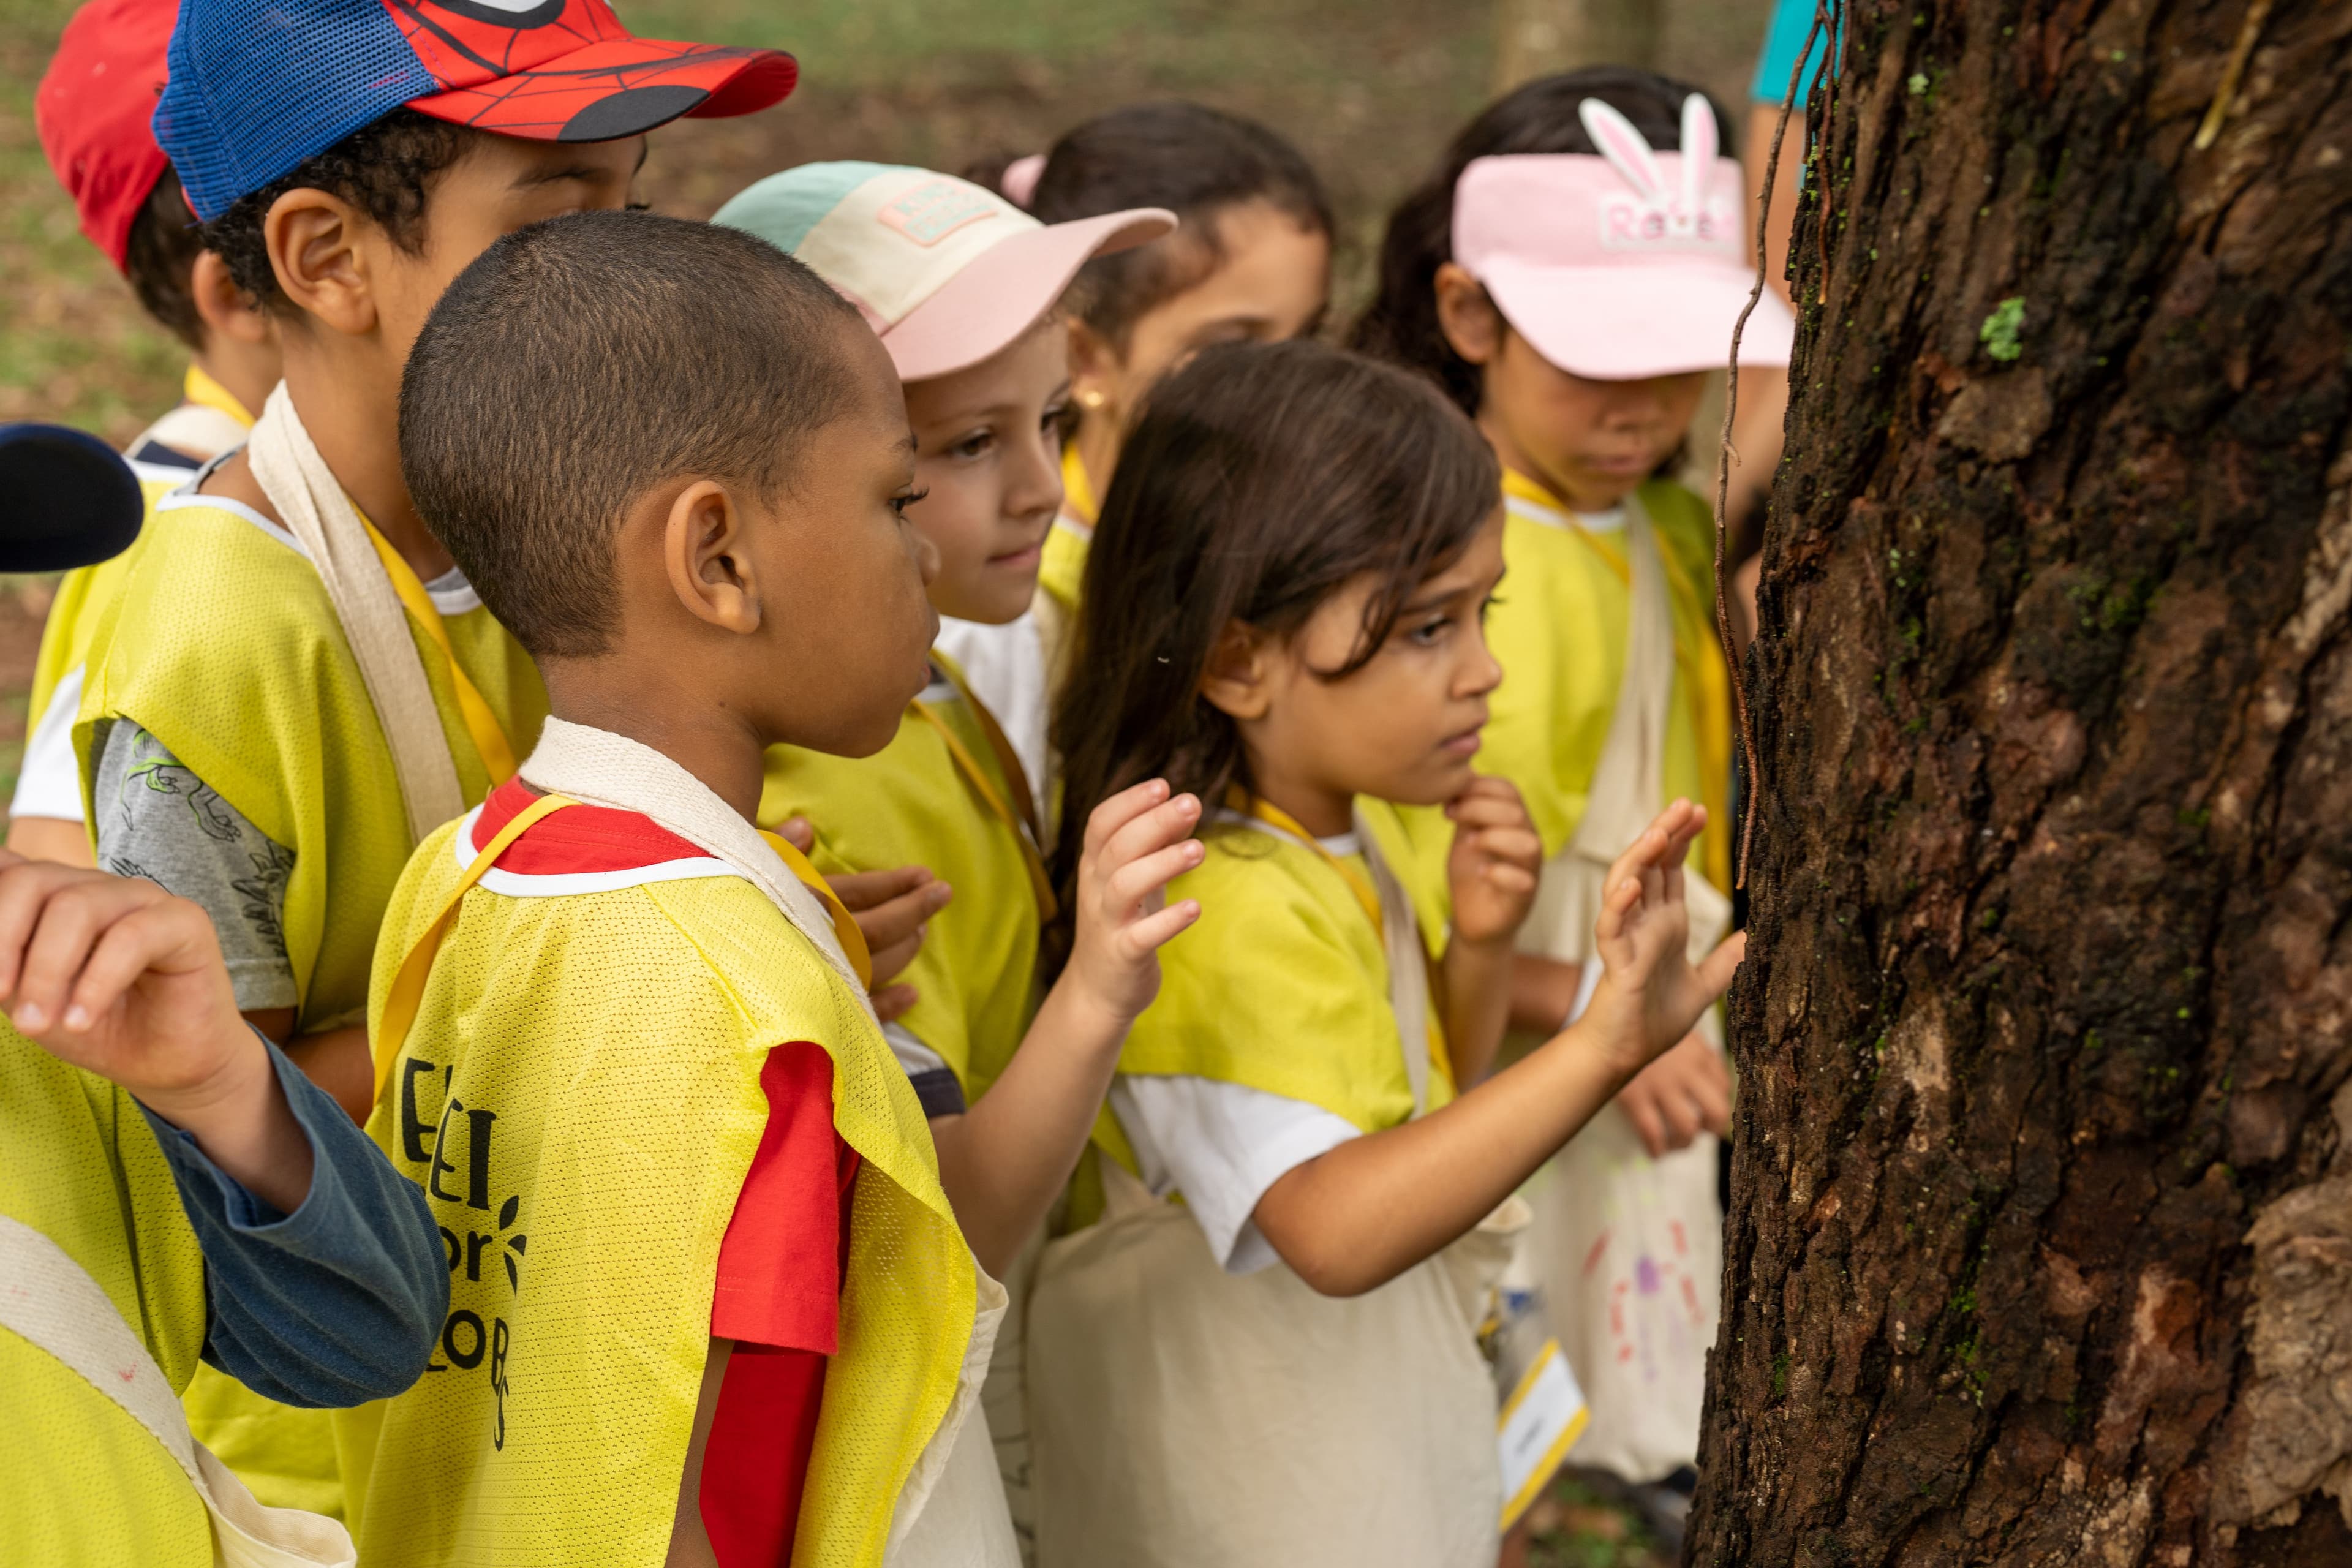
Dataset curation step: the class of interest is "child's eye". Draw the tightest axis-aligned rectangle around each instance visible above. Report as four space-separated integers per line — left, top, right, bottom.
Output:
1406 616 1452 647
949 430 995 461
1041 401 1072 435
891 487 930 518
1481 593 1503 622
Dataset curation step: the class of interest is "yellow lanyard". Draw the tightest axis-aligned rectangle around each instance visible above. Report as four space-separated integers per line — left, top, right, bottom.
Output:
360 519 518 785
1227 790 1385 940
1060 442 1099 529
908 663 1058 922
758 829 875 991
181 364 255 428
373 793 575 1104
372 796 875 1109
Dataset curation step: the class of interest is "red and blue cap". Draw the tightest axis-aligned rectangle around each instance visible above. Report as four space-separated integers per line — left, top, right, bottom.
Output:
156 0 799 222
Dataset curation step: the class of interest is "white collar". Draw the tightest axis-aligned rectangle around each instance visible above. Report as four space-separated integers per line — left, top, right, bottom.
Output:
517 717 869 1005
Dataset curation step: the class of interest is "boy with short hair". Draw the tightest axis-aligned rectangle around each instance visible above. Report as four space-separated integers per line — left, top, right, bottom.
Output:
70 0 800 1515
12 0 284 865
368 208 1022 1566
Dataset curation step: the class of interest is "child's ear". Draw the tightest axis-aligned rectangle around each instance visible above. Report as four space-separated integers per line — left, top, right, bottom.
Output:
662 480 763 636
1066 315 1121 420
188 251 271 346
263 189 376 336
1197 620 1272 722
1433 262 1504 367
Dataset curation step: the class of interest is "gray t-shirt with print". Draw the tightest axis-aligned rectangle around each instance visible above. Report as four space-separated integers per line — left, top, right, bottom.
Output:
92 719 297 1012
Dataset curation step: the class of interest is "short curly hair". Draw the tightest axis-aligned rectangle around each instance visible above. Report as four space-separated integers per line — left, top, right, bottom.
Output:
199 109 480 309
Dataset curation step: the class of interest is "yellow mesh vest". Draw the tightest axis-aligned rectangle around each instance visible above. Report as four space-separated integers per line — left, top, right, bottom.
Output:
1038 441 1096 618
758 658 1041 1106
75 500 547 1033
346 818 974 1567
1038 521 1089 620
0 1032 213 1565
1093 823 1456 1183
24 476 181 745
73 500 546 1515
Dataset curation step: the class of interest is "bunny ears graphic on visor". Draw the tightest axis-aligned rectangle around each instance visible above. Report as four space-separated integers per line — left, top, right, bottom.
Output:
1451 94 1795 381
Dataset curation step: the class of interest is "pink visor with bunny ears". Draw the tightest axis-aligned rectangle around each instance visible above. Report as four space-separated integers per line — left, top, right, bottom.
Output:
1452 94 1795 381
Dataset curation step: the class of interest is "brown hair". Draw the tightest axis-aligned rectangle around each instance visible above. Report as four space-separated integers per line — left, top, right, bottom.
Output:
121 167 206 349
1049 339 1498 927
1349 67 1728 414
976 102 1331 352
399 209 867 660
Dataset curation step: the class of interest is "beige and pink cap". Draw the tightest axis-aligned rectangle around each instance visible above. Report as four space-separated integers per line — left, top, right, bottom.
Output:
1452 95 1795 381
714 161 1174 382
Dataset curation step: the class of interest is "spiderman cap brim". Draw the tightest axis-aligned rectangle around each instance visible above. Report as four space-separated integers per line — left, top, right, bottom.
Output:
405 37 797 143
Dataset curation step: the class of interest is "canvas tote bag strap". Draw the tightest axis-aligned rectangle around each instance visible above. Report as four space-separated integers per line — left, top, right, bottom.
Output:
1519 497 1683 967
1359 815 1436 1117
246 383 464 845
1566 494 1675 865
0 1215 356 1567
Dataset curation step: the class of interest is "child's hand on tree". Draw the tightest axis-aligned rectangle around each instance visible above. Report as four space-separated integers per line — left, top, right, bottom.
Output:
1576 800 1746 1081
1061 779 1204 1023
1443 775 1543 948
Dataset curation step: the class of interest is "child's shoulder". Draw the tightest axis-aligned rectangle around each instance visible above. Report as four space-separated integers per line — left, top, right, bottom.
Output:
439 786 867 1036
1175 824 1384 964
102 489 340 664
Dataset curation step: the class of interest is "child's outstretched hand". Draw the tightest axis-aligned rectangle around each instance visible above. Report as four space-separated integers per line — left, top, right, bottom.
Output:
1575 800 1746 1079
1062 778 1204 1022
1444 775 1542 947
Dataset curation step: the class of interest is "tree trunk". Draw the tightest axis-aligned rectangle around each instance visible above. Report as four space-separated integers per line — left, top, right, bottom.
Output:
1689 4 2352 1565
1491 0 1660 94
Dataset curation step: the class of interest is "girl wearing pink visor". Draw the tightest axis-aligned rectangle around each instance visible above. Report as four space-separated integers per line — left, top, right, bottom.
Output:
1354 67 1793 1528
716 164 1209 1541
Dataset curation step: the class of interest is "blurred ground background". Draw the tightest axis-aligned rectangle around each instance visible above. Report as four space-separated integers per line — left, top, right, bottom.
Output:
0 1 1764 1540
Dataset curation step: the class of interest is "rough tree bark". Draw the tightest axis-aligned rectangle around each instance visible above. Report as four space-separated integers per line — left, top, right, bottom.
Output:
1689 3 2352 1565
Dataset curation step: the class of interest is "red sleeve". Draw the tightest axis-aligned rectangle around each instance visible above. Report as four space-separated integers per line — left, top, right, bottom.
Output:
702 1044 862 1568
710 1042 845 1351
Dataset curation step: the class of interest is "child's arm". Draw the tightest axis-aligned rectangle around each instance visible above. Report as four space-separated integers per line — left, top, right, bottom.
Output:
930 780 1202 1275
1252 801 1744 1298
0 852 317 1210
667 1338 730 1568
1509 954 1584 1035
1436 776 1542 1085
